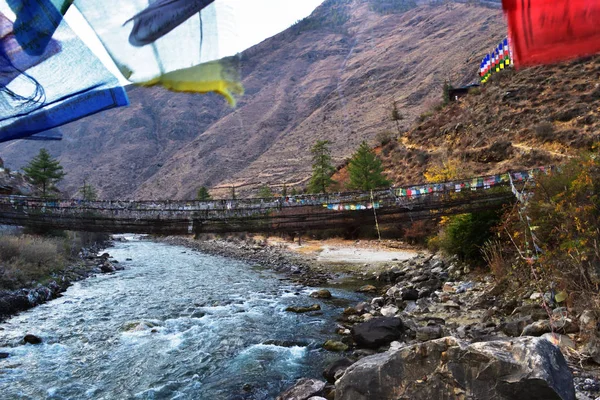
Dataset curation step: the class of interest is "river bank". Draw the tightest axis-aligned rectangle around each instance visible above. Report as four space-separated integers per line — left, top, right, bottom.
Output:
0 240 122 322
0 238 369 399
161 235 600 399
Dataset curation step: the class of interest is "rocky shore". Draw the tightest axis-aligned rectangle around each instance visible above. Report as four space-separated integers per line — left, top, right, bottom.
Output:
160 236 340 286
272 253 600 400
155 235 600 399
0 246 123 322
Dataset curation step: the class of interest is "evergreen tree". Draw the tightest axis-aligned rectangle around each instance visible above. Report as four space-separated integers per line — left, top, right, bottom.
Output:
281 183 288 198
196 186 212 201
79 181 98 201
23 148 66 197
308 140 336 193
258 185 273 199
347 141 391 191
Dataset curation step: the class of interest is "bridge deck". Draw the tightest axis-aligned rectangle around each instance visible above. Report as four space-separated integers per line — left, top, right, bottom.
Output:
0 169 544 234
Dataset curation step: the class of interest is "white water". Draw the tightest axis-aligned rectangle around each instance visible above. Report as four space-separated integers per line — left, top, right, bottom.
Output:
0 237 363 399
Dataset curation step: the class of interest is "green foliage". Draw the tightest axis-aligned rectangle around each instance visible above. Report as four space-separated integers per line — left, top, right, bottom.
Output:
23 148 65 197
79 182 97 201
442 81 454 105
308 140 337 194
258 185 273 199
282 184 288 198
347 141 391 191
438 210 502 262
290 0 350 34
500 154 600 305
369 0 417 14
196 186 212 201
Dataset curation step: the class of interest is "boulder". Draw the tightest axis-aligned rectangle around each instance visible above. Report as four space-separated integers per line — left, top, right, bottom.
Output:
380 305 398 317
522 318 578 337
400 288 419 301
310 290 332 299
335 336 575 400
100 263 116 273
351 317 403 349
285 304 321 313
23 334 42 345
501 316 533 337
323 340 349 352
415 325 443 342
0 352 8 359
356 285 377 293
323 358 354 383
277 378 326 400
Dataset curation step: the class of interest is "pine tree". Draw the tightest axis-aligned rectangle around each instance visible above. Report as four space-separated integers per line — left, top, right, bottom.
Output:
197 186 212 201
347 141 391 191
79 181 98 201
282 183 288 198
23 148 66 197
308 140 336 193
258 185 273 199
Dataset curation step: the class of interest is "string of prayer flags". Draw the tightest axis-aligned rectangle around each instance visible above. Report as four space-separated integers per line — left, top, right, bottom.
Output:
480 38 512 83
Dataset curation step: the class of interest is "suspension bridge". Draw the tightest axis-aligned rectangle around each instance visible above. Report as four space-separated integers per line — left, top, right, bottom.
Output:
0 169 542 235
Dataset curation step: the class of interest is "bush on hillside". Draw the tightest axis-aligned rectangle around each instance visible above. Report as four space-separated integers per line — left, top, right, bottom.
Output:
498 153 600 307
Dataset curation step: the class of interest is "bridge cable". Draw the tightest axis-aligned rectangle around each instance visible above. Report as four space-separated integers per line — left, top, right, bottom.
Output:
370 190 381 241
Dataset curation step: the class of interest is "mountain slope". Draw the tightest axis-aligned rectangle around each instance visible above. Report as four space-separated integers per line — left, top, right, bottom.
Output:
367 54 600 187
0 0 505 199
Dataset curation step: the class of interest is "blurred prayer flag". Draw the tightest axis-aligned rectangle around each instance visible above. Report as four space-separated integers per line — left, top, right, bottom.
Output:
502 0 600 67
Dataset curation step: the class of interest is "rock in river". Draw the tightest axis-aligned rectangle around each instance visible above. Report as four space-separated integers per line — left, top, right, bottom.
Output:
335 336 575 400
23 334 42 345
356 285 377 293
310 289 332 299
323 340 349 352
351 317 403 349
285 304 321 313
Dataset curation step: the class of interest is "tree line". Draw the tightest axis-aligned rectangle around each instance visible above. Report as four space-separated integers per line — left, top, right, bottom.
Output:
18 141 390 201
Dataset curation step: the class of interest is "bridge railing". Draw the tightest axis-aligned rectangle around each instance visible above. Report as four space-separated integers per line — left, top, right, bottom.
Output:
0 167 550 222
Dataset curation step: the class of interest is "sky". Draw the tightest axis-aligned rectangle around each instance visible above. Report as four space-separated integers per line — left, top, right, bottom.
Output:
64 0 325 83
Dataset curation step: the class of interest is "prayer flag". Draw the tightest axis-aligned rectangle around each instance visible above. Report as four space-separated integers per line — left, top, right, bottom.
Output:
502 0 600 67
0 8 128 142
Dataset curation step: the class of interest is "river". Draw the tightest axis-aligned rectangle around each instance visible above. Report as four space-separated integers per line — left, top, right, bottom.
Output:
0 237 364 399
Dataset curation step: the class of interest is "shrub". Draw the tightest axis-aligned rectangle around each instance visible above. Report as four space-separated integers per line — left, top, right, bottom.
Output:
0 233 102 290
376 131 394 146
402 219 438 245
497 153 600 307
534 122 555 142
437 210 502 263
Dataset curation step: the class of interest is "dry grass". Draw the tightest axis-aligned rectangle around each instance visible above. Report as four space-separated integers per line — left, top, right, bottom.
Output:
0 234 97 290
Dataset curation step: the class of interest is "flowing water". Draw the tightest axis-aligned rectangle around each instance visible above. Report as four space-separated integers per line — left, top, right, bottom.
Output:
0 237 364 399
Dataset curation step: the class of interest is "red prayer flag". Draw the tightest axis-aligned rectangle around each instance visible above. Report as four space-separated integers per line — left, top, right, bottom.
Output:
502 0 600 67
